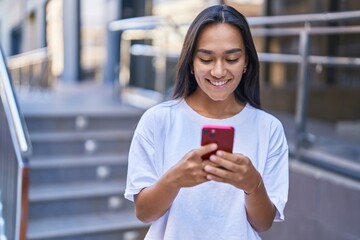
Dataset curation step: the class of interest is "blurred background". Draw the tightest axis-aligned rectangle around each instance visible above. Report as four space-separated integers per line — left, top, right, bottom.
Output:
0 0 359 240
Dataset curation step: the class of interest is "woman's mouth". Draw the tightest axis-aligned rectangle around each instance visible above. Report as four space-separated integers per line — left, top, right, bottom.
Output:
208 79 230 87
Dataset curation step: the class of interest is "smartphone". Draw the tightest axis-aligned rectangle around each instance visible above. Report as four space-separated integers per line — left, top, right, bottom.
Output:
201 125 235 160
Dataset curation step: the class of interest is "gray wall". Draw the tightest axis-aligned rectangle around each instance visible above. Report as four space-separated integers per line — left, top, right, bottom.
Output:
261 160 360 240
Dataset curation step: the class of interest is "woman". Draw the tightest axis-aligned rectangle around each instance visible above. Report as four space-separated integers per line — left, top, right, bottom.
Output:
125 5 289 240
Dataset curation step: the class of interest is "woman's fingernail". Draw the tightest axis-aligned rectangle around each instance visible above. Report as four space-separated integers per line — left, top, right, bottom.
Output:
204 165 212 171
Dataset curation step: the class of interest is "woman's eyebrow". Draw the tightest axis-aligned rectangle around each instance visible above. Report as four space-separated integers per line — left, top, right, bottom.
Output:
226 48 243 54
196 49 213 54
196 48 243 54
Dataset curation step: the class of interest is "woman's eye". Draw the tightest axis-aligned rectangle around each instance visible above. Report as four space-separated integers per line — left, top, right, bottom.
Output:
199 58 212 63
227 58 239 63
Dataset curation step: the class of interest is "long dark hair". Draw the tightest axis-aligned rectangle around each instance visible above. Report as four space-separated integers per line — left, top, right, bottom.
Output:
173 5 261 109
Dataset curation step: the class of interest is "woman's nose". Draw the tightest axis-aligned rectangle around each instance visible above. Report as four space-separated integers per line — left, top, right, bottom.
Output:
210 61 226 78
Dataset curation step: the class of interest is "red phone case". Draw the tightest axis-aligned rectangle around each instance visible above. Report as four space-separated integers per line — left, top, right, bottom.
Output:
201 125 234 160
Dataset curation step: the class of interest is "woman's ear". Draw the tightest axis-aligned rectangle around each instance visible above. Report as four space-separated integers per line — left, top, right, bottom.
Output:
245 54 249 67
243 55 249 73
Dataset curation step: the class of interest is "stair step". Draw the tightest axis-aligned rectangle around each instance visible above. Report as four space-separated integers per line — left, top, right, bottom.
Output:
30 132 133 157
23 106 143 118
30 159 128 185
30 154 128 168
27 211 149 240
28 183 134 220
29 180 125 202
29 194 134 221
30 129 134 141
25 113 142 134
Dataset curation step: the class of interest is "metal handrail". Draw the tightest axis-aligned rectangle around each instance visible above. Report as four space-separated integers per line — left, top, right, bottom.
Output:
299 148 360 181
0 43 31 240
109 15 183 38
248 12 360 178
251 23 360 147
7 48 48 69
253 25 360 67
251 25 360 36
7 47 54 89
0 48 30 155
110 16 184 102
248 10 360 25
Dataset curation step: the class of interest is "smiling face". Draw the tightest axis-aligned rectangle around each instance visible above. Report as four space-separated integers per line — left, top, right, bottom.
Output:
192 23 248 103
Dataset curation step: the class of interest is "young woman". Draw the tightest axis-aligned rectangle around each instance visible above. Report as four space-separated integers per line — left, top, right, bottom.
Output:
125 5 289 240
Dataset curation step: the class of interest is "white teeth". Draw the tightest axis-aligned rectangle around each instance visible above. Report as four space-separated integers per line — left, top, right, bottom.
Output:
209 80 228 86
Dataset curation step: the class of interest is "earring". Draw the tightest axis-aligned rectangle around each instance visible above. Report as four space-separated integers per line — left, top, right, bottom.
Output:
191 69 194 74
243 66 247 73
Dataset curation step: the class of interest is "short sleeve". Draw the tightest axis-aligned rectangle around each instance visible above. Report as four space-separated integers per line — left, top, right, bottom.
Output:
262 120 289 222
124 111 160 202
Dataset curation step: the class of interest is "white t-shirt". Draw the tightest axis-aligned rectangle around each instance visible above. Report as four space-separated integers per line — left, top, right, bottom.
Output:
125 99 289 240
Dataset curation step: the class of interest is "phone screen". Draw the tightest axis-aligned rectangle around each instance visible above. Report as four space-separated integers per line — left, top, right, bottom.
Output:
201 125 234 160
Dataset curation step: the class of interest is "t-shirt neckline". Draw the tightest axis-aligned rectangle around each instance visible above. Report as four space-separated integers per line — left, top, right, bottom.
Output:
180 99 251 125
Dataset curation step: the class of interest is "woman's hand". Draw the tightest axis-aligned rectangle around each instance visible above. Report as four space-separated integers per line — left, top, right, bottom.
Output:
166 143 219 188
203 151 260 192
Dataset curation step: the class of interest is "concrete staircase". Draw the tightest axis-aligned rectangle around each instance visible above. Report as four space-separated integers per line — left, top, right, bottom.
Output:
24 108 149 240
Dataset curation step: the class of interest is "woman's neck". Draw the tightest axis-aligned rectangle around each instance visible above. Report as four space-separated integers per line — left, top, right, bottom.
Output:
185 93 245 119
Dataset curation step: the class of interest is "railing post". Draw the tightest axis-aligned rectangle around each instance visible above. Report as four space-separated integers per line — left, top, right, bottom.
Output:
119 35 131 88
295 23 311 155
19 167 29 240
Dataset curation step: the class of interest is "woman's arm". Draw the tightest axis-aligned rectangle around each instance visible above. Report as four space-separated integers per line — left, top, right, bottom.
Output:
204 151 276 231
134 143 218 223
243 175 276 232
134 170 181 223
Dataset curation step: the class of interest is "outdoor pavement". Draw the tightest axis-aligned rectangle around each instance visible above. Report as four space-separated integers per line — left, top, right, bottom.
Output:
16 81 133 116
